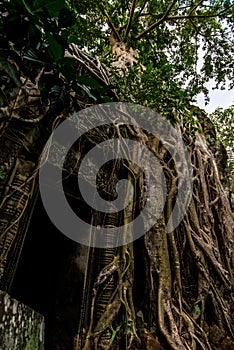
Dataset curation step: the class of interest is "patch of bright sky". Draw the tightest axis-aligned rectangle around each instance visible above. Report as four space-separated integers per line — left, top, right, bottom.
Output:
196 82 233 114
195 33 233 114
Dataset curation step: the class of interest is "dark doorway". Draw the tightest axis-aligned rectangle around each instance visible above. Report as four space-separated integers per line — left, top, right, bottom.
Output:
10 194 86 349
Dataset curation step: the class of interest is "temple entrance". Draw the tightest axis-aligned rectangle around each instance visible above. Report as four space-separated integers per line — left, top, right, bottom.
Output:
9 194 86 349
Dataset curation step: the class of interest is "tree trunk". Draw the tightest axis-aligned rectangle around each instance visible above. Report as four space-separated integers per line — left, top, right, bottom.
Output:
0 65 233 350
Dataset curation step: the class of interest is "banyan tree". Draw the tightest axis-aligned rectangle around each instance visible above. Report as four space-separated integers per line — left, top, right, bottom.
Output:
0 1 234 349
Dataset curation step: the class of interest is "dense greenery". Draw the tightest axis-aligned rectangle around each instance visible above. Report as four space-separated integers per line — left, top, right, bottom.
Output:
210 104 234 170
210 105 234 206
1 0 233 116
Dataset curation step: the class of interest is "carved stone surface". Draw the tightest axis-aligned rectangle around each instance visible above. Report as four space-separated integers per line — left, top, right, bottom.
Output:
0 290 44 350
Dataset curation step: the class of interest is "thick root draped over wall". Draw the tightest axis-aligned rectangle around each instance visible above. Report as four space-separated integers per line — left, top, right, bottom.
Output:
77 115 234 350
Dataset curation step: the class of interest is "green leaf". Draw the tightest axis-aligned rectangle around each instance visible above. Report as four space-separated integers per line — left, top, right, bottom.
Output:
49 85 70 113
195 304 201 314
23 48 46 64
77 81 97 101
76 76 100 90
46 33 63 61
99 84 115 93
58 7 76 28
33 0 48 7
22 0 35 15
42 0 65 17
0 57 22 87
58 57 77 81
0 169 5 181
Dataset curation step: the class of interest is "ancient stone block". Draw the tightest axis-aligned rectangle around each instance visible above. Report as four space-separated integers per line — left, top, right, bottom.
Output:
0 290 44 350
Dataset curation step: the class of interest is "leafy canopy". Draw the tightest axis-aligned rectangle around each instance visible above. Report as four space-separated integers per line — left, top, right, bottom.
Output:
0 0 233 115
210 104 234 174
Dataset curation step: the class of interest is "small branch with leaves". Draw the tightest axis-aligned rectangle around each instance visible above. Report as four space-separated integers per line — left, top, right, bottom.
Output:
135 0 178 40
134 0 233 40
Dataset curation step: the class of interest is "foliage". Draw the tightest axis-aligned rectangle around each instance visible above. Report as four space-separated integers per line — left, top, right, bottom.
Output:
210 104 234 179
68 0 234 113
0 0 233 119
0 0 111 114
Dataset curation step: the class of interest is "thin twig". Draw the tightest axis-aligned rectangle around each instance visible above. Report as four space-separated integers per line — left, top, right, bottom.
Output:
188 0 204 16
167 13 228 20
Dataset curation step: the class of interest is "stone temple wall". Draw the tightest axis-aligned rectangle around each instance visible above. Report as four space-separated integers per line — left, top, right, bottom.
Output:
0 290 44 350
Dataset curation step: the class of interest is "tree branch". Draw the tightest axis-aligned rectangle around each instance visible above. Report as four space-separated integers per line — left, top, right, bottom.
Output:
135 1 233 41
168 3 234 21
188 0 204 16
123 0 136 41
167 13 228 20
188 17 208 38
135 0 178 40
137 0 148 18
98 4 122 42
